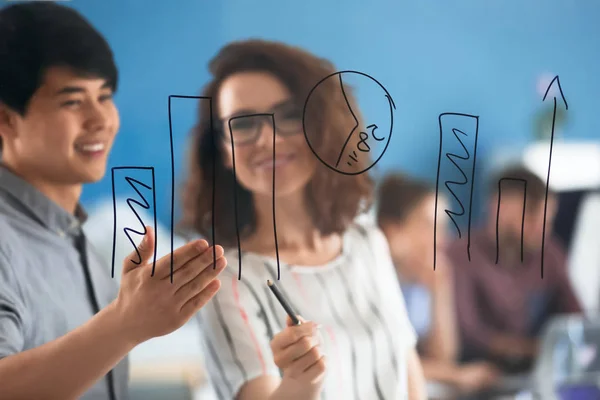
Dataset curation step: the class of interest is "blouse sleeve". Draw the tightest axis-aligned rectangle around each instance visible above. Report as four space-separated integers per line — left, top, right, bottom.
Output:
197 257 281 399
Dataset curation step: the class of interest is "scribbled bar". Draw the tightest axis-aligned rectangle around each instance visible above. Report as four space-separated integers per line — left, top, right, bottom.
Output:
433 113 479 269
495 178 527 264
111 166 157 278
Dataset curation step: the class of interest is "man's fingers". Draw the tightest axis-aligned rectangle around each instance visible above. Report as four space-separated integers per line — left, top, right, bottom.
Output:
169 254 226 293
154 239 210 280
173 254 227 302
122 226 155 274
163 245 224 282
179 279 222 317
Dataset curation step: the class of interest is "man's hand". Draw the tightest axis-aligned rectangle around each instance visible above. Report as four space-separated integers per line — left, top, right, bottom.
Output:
454 362 500 394
113 226 226 345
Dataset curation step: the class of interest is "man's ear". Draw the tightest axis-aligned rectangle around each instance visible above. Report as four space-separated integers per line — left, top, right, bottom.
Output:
0 103 17 142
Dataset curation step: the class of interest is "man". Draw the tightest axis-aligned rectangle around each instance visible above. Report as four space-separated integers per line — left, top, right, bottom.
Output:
376 173 500 396
0 3 226 399
447 164 582 374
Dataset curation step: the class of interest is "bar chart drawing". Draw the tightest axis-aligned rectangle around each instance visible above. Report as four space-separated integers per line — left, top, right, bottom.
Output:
433 113 480 270
495 178 527 264
111 167 157 278
226 114 281 281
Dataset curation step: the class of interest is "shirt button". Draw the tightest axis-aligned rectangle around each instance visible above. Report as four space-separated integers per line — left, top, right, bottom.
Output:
56 230 65 237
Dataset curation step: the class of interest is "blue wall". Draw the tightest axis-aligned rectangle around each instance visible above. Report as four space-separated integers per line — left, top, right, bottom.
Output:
71 0 600 230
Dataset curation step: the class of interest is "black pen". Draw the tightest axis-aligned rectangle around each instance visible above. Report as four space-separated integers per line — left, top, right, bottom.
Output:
267 279 301 325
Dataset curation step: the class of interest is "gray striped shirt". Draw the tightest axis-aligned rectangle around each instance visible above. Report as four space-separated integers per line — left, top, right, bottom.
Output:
197 221 417 399
0 164 129 400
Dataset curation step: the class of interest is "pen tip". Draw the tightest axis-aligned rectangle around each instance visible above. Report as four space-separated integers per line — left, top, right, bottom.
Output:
267 279 273 286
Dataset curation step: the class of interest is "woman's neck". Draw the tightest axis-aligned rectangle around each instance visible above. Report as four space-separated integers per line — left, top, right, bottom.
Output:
243 191 343 266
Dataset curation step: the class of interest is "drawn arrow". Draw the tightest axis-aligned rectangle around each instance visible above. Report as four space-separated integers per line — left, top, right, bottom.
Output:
540 75 568 279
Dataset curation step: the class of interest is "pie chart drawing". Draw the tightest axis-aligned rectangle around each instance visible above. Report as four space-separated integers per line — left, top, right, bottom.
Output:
302 70 396 175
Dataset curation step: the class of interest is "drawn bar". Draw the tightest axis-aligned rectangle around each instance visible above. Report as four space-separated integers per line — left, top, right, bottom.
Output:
168 95 214 283
227 113 281 280
433 113 479 270
495 178 527 264
111 166 157 279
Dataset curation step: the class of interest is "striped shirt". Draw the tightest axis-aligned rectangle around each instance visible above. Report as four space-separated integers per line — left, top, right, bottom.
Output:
197 221 417 399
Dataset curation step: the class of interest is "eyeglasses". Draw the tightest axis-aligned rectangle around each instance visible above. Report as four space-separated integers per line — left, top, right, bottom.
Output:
216 101 303 146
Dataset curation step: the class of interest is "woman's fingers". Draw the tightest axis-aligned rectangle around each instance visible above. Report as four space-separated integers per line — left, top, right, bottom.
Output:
287 345 323 377
300 354 327 384
273 335 319 368
270 320 316 354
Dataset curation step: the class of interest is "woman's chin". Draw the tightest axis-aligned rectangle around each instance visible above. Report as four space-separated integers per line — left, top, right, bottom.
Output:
247 171 310 197
249 179 307 200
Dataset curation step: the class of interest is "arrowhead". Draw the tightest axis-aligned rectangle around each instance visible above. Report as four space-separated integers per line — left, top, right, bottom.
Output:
542 75 569 110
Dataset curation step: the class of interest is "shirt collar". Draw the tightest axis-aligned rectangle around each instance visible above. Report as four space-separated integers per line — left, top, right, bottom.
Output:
0 163 88 237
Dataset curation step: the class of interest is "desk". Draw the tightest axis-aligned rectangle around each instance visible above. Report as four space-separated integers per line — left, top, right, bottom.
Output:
426 374 532 400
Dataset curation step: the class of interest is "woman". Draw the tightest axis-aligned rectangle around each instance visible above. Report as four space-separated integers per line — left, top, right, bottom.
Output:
179 39 426 400
376 173 500 397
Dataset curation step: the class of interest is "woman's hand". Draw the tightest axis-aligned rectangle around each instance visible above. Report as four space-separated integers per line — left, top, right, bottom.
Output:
269 316 326 399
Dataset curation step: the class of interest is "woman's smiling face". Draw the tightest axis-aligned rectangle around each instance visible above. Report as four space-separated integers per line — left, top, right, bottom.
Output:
217 71 317 199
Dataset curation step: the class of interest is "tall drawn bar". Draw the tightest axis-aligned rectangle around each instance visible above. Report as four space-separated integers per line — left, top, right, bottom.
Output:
167 95 213 282
433 113 480 270
226 113 280 280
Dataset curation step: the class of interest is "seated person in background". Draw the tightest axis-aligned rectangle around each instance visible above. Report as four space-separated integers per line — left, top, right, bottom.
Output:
446 165 583 374
178 39 427 399
377 173 500 396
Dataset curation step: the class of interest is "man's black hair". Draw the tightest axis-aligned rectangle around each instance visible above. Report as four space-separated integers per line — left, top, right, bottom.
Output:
487 164 552 207
0 1 118 150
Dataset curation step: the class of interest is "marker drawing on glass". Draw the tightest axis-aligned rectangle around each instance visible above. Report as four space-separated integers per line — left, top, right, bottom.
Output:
303 70 395 175
495 178 527 264
540 75 568 278
111 167 157 278
433 113 479 270
167 95 214 282
227 113 281 280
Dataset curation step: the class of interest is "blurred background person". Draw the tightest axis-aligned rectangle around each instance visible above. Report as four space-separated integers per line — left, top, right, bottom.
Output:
178 39 427 400
447 164 583 375
377 173 500 398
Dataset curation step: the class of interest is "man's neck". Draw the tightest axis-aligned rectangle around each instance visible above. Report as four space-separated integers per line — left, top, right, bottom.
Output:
0 161 82 214
37 181 82 215
486 224 531 267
